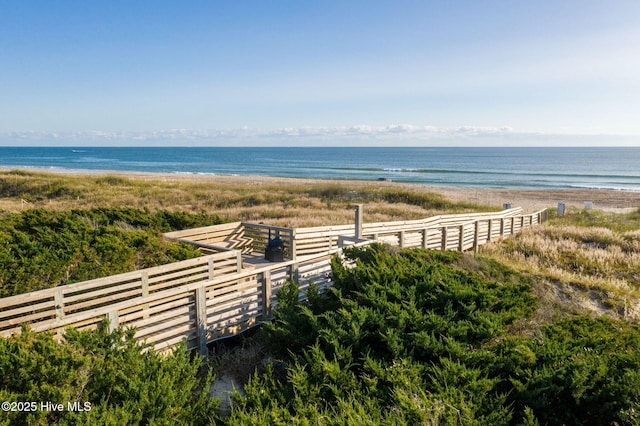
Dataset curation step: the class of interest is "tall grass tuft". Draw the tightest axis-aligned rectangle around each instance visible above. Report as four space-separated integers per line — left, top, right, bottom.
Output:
482 210 640 318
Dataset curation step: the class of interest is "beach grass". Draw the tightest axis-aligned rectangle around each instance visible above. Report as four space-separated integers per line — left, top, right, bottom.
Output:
0 169 491 227
481 208 640 319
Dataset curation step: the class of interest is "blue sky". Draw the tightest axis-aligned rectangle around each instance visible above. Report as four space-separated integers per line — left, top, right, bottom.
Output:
1 1 640 146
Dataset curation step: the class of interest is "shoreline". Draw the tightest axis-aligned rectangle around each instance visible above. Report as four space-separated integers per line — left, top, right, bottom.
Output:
8 167 640 214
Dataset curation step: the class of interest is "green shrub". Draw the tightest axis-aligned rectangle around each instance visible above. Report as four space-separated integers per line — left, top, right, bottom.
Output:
512 317 640 425
236 246 534 423
0 208 222 296
230 246 640 424
0 326 218 425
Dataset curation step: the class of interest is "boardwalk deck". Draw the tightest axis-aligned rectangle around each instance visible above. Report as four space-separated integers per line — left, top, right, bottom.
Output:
0 207 547 353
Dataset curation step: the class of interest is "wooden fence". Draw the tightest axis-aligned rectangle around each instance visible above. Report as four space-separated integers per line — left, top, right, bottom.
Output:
0 250 242 343
0 207 547 354
293 207 545 256
0 248 344 354
164 221 254 254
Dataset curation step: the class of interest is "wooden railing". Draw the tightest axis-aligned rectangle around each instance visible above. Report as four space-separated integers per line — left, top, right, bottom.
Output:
0 248 350 354
0 250 242 341
367 208 547 252
293 208 543 256
0 207 547 354
164 222 254 254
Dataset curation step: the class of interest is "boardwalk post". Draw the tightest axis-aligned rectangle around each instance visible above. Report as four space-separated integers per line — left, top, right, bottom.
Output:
141 271 149 297
458 225 464 251
261 271 272 319
54 288 65 321
208 258 215 280
236 251 243 272
399 231 405 248
500 218 505 237
107 311 119 333
473 221 480 253
354 204 363 239
487 219 493 242
141 271 150 319
195 287 208 356
290 229 297 260
289 263 299 283
422 228 429 249
441 227 448 251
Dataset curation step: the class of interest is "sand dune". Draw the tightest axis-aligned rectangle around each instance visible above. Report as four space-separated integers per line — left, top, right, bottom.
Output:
73 170 640 214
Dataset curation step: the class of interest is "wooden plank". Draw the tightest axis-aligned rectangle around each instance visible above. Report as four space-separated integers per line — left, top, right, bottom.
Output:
0 287 62 308
209 305 261 325
164 222 243 238
0 309 58 329
195 287 207 356
262 271 272 319
0 298 56 321
295 224 353 234
135 314 195 339
147 265 208 285
207 297 261 321
141 271 149 297
209 280 260 298
120 301 192 325
152 333 196 353
137 322 194 344
63 280 143 304
210 285 260 304
208 257 215 280
64 288 142 313
148 272 210 293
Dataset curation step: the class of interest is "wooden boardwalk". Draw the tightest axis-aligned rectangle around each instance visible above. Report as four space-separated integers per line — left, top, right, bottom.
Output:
0 207 547 354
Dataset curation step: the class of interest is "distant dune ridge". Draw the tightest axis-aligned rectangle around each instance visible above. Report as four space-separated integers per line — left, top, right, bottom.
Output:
55 169 640 213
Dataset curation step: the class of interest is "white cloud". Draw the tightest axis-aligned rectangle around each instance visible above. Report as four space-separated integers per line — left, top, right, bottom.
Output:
1 125 638 147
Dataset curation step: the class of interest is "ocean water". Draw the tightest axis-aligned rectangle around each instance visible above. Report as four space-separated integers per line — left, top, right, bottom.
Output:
1 146 639 191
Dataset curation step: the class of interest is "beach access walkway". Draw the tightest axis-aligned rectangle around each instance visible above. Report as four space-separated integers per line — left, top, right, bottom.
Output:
0 206 547 354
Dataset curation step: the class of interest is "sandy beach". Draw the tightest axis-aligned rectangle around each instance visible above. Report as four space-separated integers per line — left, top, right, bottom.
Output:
54 169 640 214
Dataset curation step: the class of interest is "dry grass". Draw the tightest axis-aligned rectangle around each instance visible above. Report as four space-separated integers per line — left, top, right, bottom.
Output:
481 221 640 319
0 169 488 227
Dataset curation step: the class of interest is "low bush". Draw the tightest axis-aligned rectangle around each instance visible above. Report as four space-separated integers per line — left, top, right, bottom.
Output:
0 326 217 425
225 246 640 424
0 208 223 296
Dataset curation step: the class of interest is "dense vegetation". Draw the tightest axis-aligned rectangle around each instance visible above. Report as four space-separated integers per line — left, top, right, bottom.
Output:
0 207 222 297
224 246 640 425
0 326 217 425
2 239 640 424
